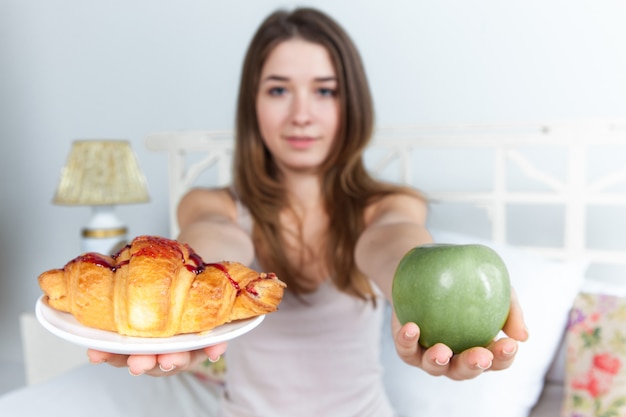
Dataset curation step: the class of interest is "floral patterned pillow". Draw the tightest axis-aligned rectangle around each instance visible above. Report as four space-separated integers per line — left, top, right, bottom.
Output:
561 292 626 417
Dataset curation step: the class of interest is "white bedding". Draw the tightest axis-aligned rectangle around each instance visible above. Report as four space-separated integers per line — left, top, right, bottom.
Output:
0 364 220 417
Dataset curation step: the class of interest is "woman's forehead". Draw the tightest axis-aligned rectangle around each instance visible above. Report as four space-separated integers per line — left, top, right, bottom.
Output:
260 39 336 80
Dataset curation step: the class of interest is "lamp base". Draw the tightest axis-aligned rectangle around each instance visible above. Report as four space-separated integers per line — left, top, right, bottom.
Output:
82 227 128 254
81 206 128 255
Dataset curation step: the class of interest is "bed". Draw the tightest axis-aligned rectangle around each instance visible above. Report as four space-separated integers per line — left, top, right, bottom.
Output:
20 119 626 417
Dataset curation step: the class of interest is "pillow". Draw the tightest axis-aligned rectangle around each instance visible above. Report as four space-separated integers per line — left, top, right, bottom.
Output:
381 229 588 417
560 292 626 417
188 356 226 388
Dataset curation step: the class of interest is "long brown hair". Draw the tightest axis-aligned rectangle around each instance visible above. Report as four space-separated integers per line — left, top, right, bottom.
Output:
233 8 412 300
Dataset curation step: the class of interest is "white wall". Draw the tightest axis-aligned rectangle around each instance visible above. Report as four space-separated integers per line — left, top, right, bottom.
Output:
1 0 625 369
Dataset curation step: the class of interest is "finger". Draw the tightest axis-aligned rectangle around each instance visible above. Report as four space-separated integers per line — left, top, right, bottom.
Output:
87 349 129 367
203 342 228 362
446 347 494 381
393 321 422 366
502 287 529 342
87 349 109 364
127 354 158 376
153 351 192 374
394 323 455 377
488 337 518 371
418 343 454 377
153 350 213 375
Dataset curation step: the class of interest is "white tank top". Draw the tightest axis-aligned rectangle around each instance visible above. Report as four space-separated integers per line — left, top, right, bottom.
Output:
218 197 395 417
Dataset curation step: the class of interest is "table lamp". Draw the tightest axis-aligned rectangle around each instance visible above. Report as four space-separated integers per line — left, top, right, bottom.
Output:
53 140 150 255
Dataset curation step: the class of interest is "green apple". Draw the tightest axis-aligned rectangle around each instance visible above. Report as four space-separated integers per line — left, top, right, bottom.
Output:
392 243 511 354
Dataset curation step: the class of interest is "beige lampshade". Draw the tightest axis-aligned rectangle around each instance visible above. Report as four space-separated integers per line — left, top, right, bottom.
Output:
53 140 150 206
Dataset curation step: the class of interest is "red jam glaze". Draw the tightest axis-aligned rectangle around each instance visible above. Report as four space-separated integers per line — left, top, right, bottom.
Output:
185 245 206 274
207 263 241 295
244 273 277 297
112 244 130 260
63 236 248 294
132 236 186 261
246 283 259 297
115 260 130 270
67 253 115 270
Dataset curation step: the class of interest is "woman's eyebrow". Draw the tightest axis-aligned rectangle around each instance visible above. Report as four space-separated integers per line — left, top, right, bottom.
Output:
260 75 337 83
261 75 289 82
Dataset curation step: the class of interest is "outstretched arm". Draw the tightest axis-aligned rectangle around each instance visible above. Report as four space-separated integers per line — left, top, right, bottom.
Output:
354 192 528 380
177 188 255 265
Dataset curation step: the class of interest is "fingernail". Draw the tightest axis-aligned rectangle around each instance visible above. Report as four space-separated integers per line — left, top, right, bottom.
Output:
435 357 450 366
404 330 417 339
502 346 517 356
159 363 176 372
128 368 145 377
208 355 221 363
89 358 106 365
476 360 492 370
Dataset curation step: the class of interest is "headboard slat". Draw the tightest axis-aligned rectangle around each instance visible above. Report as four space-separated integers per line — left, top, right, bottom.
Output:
146 120 626 287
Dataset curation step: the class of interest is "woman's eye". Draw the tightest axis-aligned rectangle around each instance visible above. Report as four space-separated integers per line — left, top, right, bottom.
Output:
268 86 286 96
317 88 336 97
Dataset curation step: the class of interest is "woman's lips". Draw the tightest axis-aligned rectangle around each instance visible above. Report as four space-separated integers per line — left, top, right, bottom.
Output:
285 135 317 149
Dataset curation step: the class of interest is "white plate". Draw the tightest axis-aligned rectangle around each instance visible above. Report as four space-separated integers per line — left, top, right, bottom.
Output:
35 296 264 354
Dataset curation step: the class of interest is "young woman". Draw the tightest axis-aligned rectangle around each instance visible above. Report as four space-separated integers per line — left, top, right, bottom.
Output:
90 7 527 416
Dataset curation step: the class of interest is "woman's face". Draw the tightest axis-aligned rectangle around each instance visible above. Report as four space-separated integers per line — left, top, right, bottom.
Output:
256 39 340 174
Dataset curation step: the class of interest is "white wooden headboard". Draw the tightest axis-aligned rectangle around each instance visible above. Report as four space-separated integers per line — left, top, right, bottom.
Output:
145 119 626 288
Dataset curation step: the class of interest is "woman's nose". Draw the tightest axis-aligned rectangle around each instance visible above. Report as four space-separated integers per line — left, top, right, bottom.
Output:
290 93 312 125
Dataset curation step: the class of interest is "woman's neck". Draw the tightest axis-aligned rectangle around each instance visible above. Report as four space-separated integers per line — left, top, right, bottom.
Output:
282 171 324 214
279 170 331 286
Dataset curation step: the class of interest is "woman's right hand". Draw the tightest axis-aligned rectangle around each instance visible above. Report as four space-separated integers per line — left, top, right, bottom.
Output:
87 342 228 377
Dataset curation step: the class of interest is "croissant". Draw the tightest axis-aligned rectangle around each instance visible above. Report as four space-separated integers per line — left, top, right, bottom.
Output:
38 235 286 337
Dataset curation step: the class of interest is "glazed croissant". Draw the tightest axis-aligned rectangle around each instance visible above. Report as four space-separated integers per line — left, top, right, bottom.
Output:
38 235 286 337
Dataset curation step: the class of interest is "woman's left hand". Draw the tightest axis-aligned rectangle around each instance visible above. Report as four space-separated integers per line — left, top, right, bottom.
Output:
392 287 528 380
